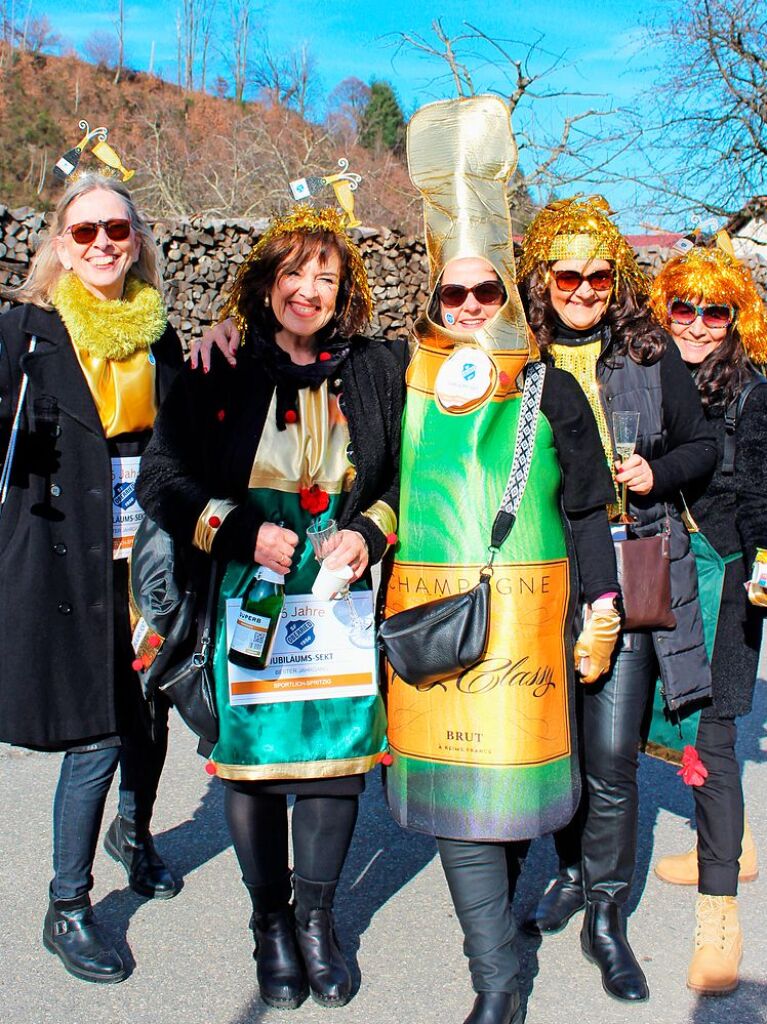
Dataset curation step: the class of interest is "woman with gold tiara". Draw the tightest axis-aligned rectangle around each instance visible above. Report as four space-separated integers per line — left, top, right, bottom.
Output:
137 205 403 1010
518 198 717 1002
382 97 621 1024
0 171 183 983
648 240 767 995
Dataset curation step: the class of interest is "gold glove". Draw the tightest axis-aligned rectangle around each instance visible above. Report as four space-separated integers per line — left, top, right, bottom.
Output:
574 599 622 684
747 581 767 608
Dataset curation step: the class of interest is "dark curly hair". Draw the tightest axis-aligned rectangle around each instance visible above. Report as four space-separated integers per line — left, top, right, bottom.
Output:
524 264 668 366
684 327 756 412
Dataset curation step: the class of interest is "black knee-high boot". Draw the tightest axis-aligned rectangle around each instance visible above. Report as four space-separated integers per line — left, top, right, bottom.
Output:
247 874 308 1010
293 875 352 1007
438 839 523 1024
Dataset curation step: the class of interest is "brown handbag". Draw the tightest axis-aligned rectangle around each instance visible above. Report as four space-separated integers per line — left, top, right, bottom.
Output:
613 522 676 631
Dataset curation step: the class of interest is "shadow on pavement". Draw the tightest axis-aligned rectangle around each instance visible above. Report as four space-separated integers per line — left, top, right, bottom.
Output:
691 979 767 1024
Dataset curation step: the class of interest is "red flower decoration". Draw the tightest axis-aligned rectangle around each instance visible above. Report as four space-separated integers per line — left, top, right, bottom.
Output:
318 351 332 362
216 409 226 422
677 745 709 787
284 409 298 424
300 484 330 515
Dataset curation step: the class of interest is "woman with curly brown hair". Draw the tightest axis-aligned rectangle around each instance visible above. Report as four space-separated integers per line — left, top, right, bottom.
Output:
136 206 403 1011
517 197 717 1003
649 241 767 995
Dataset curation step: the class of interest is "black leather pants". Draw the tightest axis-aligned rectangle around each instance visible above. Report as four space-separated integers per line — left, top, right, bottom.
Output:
576 632 658 904
437 838 519 994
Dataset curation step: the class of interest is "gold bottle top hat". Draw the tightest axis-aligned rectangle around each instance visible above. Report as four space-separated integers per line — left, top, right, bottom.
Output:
407 94 536 358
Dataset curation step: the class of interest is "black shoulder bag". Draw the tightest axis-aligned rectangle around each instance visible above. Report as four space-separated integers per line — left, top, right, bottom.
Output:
378 361 545 688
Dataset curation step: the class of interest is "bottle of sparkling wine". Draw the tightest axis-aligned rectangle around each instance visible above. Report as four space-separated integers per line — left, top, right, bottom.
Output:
228 567 285 670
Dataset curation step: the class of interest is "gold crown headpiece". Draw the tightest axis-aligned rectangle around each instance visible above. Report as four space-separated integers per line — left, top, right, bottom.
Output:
54 120 134 183
518 194 649 296
650 239 767 365
221 204 373 336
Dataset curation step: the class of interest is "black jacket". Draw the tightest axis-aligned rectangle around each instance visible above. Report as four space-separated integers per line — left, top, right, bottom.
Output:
136 335 404 566
0 303 182 749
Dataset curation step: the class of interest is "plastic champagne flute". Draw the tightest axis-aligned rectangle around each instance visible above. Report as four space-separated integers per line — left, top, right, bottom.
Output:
306 519 373 639
612 411 640 523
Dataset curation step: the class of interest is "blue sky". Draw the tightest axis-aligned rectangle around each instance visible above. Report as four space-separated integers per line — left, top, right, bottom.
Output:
43 0 672 229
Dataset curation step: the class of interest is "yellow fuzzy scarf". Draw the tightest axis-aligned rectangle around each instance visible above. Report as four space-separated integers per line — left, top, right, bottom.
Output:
52 273 167 360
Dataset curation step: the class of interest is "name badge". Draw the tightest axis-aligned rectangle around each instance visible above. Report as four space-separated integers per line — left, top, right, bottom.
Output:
435 346 496 412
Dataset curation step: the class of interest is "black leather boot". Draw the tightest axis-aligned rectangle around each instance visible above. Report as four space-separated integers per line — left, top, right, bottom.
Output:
521 863 584 935
248 878 308 1010
293 875 352 1007
580 900 649 1002
42 893 126 984
463 992 524 1024
104 815 179 900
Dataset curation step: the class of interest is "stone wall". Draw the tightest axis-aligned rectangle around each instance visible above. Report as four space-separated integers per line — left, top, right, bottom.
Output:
2 204 766 346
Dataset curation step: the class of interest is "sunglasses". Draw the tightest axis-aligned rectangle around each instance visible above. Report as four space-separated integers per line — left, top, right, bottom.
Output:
64 219 132 245
438 280 506 308
667 298 735 329
551 268 615 293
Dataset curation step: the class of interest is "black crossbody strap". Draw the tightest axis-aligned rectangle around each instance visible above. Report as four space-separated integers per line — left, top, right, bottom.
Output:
722 374 767 475
194 562 219 668
490 361 545 550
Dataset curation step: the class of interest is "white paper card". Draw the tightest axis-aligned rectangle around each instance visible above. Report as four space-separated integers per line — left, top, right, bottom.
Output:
111 456 144 559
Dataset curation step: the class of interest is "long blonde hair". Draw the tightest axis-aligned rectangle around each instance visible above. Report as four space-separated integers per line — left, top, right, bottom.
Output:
13 173 163 308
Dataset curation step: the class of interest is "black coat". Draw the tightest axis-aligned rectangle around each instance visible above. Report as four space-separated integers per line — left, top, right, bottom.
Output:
0 303 182 749
136 336 404 566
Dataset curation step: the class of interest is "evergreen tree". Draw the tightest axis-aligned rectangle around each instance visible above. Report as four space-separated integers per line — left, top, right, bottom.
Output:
359 80 406 155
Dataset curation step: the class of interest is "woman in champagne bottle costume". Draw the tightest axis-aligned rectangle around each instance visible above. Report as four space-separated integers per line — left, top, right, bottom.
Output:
518 198 717 1002
136 205 403 1010
649 239 767 995
382 96 621 1024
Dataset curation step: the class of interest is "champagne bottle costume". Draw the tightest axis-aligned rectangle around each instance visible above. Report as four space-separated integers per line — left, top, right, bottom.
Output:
384 96 616 842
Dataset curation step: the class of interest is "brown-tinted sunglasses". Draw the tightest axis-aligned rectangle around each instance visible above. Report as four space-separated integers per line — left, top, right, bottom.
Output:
64 219 132 245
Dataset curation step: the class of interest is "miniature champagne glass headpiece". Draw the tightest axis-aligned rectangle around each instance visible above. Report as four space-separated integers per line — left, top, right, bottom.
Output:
54 120 135 183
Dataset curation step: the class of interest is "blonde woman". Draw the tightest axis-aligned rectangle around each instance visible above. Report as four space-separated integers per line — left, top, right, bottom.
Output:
0 173 183 983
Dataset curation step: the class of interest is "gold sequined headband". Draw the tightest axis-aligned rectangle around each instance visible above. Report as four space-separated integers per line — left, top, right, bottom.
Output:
518 195 649 296
221 205 373 335
650 245 767 365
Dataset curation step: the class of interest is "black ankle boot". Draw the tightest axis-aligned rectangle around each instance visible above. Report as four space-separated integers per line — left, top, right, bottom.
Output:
42 893 126 984
293 876 352 1007
104 815 179 900
463 992 523 1024
251 907 309 1009
580 900 649 1002
521 863 584 935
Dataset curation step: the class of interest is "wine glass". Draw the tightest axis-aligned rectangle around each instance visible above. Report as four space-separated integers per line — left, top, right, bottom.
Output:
306 519 373 641
612 411 640 523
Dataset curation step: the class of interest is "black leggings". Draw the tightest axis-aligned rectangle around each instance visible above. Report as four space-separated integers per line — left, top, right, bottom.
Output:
224 785 359 886
693 715 743 896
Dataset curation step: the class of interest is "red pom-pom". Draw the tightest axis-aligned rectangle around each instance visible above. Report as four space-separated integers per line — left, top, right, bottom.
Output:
499 371 510 386
216 409 226 422
209 515 222 528
284 409 298 424
381 752 394 766
386 532 398 545
204 762 217 776
318 351 332 362
141 653 153 668
131 657 144 672
148 633 162 649
299 484 330 514
677 745 708 787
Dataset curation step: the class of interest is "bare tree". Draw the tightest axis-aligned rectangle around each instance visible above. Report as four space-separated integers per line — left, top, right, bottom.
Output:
327 76 371 143
18 13 61 54
251 34 318 118
83 29 119 68
113 0 124 83
224 0 254 103
622 0 767 221
392 20 639 211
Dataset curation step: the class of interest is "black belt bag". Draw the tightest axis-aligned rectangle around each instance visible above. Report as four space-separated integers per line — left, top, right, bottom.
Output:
378 361 545 688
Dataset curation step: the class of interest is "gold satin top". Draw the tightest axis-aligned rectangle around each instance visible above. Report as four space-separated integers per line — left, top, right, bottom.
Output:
248 382 354 495
72 346 157 438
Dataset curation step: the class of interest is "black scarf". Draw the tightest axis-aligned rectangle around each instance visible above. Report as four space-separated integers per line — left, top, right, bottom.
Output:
247 330 351 430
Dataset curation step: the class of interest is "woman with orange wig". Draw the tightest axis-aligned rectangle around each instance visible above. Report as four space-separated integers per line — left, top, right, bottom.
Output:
650 240 767 996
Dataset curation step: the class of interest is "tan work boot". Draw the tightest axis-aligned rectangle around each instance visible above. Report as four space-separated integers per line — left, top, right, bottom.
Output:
655 819 759 885
687 895 742 995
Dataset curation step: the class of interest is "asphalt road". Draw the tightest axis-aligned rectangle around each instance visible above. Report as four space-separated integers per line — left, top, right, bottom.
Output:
1 682 765 1024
